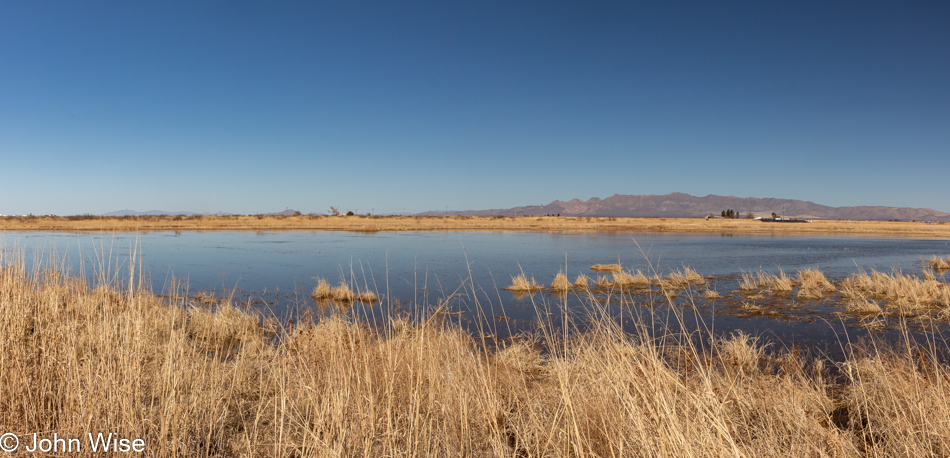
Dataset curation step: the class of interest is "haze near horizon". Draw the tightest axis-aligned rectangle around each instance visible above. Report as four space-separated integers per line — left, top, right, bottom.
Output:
2 1 948 216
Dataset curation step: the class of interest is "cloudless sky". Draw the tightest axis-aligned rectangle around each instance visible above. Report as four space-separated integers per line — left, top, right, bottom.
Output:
1 1 948 215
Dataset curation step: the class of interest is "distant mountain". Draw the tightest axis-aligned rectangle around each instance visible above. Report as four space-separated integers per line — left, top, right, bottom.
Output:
422 193 950 221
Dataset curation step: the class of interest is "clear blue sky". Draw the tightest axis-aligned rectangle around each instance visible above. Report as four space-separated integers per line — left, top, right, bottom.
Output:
2 1 948 215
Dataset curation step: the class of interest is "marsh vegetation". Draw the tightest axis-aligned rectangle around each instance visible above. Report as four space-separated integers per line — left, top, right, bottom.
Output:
2 251 950 456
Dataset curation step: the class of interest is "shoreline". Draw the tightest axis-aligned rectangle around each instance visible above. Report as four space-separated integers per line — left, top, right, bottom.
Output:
2 214 949 237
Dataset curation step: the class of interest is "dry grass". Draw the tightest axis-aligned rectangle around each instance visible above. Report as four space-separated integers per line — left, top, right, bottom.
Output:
311 278 332 299
505 273 546 292
590 263 623 272
704 289 722 299
610 270 652 288
840 269 950 310
739 269 794 294
2 260 950 456
573 274 590 290
332 282 355 302
550 272 573 292
924 255 950 270
355 290 378 303
663 266 706 288
797 268 837 299
4 214 950 237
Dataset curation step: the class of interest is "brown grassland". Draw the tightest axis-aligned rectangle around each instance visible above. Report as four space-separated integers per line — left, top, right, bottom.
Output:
2 256 950 456
2 214 949 237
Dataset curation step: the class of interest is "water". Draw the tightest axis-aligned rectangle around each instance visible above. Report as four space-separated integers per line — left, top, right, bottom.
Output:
3 231 949 352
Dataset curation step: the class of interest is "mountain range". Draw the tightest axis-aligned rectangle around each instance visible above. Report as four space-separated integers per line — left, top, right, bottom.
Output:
424 193 950 221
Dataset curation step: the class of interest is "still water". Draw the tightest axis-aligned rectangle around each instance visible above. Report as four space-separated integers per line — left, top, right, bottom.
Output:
3 231 949 350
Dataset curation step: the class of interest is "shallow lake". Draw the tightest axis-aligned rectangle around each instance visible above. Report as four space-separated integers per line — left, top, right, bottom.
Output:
3 231 949 353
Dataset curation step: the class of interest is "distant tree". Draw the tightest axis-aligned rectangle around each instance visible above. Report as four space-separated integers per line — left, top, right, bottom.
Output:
746 212 754 219
329 206 339 215
293 211 301 216
346 211 354 216
721 210 726 218
771 212 778 219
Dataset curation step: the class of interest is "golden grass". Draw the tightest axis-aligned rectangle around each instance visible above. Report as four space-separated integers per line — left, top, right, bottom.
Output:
505 273 546 292
3 262 950 456
590 263 623 272
924 255 950 270
550 272 573 292
840 269 950 309
663 266 706 288
332 282 355 302
573 274 590 290
355 290 378 303
4 214 950 237
311 278 332 299
796 268 837 299
610 270 652 289
739 269 794 294
704 289 722 299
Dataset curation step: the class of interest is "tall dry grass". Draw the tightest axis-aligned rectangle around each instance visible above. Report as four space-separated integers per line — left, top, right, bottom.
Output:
924 255 950 270
504 273 545 292
610 270 651 289
739 269 794 294
840 269 950 310
2 258 950 456
797 268 837 299
550 272 572 292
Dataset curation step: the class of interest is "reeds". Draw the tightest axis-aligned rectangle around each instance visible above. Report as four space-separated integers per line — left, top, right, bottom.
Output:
551 272 573 292
313 277 358 302
355 290 378 303
505 273 546 292
840 269 950 309
312 278 332 299
739 269 794 294
796 268 837 299
5 258 950 456
924 255 950 270
663 266 706 288
332 282 355 302
610 270 652 288
573 274 590 290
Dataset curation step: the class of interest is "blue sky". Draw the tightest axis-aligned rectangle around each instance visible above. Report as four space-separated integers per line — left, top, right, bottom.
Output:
2 1 948 215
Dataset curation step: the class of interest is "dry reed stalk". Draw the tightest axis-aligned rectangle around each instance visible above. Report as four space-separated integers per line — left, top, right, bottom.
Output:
505 273 545 292
551 272 573 292
704 289 722 299
590 263 623 272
